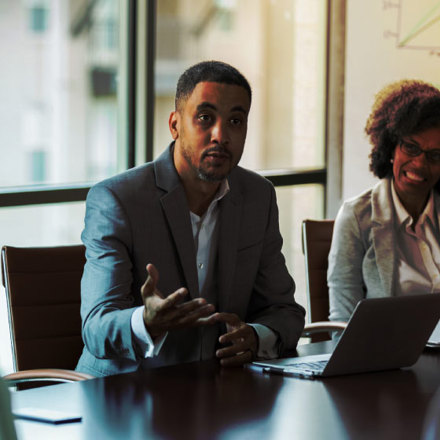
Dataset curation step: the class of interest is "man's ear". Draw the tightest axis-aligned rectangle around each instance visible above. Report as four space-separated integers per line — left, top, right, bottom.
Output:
169 111 179 140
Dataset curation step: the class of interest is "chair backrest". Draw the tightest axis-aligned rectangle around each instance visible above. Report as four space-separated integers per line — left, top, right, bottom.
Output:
1 245 85 372
302 219 334 323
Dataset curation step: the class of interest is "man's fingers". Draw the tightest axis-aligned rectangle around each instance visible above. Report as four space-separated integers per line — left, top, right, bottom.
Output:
161 300 215 325
218 349 253 367
196 314 219 326
172 303 216 326
141 263 162 299
146 263 159 283
219 325 248 345
212 312 241 327
147 292 215 325
216 338 247 358
140 265 217 336
155 288 188 311
215 313 248 345
215 317 258 366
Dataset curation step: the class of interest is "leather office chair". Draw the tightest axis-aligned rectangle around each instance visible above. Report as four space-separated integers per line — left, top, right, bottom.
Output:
301 219 347 340
1 245 93 385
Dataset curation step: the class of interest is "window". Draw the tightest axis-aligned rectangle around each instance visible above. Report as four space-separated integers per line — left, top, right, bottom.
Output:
154 0 326 169
0 0 125 373
0 0 123 188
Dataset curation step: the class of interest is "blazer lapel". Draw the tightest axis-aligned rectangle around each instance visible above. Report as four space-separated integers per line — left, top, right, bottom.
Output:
217 183 242 312
161 190 199 299
154 144 199 299
371 179 396 296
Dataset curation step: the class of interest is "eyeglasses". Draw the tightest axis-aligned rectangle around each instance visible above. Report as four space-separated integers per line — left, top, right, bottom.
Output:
399 142 440 164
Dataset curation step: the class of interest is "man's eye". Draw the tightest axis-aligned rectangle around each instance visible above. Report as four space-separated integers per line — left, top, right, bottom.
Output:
230 118 242 126
198 114 211 122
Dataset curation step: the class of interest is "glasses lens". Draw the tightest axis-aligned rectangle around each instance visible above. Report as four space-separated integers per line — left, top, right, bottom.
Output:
427 150 440 163
401 143 421 156
400 142 440 163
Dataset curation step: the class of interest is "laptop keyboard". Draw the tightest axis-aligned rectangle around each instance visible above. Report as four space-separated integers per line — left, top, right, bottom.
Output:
286 360 328 372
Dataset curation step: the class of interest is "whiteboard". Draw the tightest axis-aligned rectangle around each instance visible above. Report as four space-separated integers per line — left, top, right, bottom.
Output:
342 0 440 202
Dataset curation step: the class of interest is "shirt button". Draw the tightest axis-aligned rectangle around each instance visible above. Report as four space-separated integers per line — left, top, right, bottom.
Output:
198 263 204 269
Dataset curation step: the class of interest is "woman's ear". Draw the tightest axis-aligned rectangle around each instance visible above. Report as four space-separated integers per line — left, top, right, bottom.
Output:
390 147 396 163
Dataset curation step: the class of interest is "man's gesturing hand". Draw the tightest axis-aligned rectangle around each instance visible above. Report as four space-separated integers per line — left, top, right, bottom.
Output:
141 263 215 339
214 313 258 367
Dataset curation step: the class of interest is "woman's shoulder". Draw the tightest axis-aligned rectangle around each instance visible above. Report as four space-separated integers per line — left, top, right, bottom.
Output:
338 187 374 224
343 187 373 209
339 179 390 220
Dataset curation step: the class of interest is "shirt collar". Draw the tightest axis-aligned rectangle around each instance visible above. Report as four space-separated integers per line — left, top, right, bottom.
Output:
212 178 230 204
191 179 230 220
391 180 435 227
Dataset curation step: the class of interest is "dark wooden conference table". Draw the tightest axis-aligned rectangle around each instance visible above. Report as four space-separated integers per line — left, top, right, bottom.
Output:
11 341 440 440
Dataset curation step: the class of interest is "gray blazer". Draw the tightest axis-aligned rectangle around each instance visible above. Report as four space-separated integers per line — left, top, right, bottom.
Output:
328 178 440 322
76 144 305 376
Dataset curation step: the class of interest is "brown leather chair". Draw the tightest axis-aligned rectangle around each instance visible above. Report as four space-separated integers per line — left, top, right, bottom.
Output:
1 245 93 385
301 219 347 339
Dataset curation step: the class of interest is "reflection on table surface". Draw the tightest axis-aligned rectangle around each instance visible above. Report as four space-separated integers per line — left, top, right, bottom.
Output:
11 342 440 440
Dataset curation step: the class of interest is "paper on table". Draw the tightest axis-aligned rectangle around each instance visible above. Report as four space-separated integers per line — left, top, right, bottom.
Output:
427 320 440 347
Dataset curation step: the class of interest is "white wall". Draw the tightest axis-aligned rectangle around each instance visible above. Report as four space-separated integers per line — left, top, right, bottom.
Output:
342 0 440 202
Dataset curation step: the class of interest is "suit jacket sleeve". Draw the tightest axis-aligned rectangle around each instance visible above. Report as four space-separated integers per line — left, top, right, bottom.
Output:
244 184 305 355
80 183 139 362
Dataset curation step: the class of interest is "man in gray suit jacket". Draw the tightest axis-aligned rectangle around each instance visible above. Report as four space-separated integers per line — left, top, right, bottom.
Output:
76 61 305 377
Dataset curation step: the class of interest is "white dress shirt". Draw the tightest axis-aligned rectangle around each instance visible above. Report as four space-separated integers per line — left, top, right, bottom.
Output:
131 179 279 359
391 183 440 296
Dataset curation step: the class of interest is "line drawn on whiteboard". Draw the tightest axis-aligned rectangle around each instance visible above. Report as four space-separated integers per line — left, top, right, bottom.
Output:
383 0 440 55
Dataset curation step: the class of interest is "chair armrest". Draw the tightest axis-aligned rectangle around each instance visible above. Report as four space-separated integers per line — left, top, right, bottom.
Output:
302 321 347 337
3 368 94 386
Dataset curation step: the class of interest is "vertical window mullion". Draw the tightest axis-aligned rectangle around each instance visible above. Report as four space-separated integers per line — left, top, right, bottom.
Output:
134 0 155 166
127 0 137 169
145 0 156 163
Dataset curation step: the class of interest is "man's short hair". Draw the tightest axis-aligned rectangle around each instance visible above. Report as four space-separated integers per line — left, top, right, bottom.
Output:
175 60 252 111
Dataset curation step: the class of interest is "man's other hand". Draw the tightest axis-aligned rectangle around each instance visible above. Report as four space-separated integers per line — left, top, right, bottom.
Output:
214 313 258 367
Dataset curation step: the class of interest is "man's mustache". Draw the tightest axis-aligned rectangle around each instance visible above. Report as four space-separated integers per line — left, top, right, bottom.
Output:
201 146 232 160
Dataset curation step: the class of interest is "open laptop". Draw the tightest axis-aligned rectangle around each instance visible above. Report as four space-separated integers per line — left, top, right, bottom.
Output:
249 294 440 379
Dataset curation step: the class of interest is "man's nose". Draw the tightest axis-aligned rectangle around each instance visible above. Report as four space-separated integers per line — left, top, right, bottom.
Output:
211 120 229 144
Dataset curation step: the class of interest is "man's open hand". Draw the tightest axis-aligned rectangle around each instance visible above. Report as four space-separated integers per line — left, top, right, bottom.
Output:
141 263 216 339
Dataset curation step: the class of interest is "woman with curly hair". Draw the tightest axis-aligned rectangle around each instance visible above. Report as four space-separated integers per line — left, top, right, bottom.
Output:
328 79 440 323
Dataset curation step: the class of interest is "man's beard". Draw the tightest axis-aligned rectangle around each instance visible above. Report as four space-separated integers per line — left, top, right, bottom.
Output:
197 168 224 182
181 143 232 182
